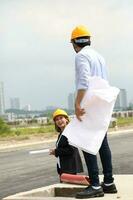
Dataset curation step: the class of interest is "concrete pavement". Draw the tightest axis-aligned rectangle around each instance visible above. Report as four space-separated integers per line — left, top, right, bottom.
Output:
1 128 133 199
3 175 133 200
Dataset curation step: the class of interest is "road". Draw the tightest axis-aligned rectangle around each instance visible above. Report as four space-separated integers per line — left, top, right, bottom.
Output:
0 131 133 199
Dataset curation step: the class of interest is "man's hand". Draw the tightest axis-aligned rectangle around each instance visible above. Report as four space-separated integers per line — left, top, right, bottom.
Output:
75 103 85 121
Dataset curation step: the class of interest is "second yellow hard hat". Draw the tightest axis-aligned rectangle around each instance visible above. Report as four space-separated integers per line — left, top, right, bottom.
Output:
71 25 91 40
53 109 69 120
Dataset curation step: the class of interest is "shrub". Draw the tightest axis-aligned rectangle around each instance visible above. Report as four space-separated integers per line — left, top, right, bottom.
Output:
0 118 10 135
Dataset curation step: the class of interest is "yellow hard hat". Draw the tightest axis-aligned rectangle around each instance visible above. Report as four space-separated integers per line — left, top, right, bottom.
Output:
71 25 91 40
53 109 69 120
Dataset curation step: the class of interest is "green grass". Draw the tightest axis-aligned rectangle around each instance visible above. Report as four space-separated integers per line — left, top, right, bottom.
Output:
0 124 56 139
0 117 133 140
117 117 133 127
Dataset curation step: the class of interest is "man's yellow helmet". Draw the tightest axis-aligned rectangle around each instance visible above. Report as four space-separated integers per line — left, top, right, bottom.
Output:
71 25 91 40
53 109 69 120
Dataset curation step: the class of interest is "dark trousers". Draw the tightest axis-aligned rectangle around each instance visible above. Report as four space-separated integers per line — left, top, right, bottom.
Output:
83 134 114 186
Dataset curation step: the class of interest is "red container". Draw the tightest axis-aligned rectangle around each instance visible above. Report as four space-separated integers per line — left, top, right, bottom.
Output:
60 173 90 185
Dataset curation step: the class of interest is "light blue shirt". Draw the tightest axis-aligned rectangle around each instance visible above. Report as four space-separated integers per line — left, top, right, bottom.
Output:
75 46 108 90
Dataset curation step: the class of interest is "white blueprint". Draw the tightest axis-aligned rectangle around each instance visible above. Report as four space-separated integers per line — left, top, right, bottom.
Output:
62 77 120 155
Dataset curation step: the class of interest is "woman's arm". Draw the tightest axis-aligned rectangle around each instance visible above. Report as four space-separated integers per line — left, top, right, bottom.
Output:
54 145 74 157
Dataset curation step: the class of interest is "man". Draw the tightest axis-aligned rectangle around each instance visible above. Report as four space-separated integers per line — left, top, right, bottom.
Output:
71 25 117 198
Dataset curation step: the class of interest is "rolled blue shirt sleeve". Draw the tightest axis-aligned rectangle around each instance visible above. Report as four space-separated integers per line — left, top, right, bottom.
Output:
75 54 91 90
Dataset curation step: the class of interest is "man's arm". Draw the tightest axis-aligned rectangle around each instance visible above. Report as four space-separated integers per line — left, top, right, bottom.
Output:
75 89 86 121
75 54 91 121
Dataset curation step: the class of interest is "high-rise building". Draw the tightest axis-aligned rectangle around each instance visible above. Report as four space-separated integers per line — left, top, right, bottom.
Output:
46 106 57 111
10 98 20 110
129 100 133 109
114 89 127 110
23 104 31 111
0 82 5 115
68 93 75 110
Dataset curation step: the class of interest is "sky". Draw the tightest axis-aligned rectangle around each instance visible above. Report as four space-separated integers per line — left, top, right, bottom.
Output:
0 0 133 110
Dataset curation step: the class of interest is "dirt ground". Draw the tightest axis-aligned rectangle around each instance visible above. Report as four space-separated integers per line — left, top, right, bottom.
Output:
0 135 57 149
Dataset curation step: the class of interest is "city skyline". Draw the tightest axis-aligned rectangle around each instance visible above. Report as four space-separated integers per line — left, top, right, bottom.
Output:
10 97 20 110
0 82 5 115
114 89 128 110
68 93 75 111
1 0 133 110
1 81 131 111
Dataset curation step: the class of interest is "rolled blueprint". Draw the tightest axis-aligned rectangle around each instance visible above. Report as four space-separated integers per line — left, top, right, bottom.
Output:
29 148 49 154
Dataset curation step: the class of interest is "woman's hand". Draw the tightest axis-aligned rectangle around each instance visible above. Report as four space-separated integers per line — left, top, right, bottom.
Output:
49 149 55 155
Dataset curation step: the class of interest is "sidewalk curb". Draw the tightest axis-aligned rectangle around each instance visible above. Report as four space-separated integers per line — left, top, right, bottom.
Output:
0 138 56 151
109 128 133 135
3 175 133 200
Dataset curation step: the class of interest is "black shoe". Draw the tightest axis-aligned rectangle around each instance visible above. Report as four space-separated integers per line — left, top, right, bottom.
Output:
75 185 104 199
101 182 117 193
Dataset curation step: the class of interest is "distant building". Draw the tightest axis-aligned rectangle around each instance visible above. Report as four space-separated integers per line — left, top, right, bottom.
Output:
46 106 57 111
68 93 75 110
129 100 133 109
114 89 127 110
23 104 31 111
10 98 20 110
6 114 48 125
6 112 17 122
0 82 5 115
